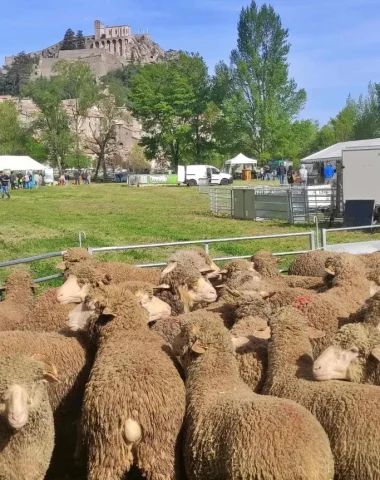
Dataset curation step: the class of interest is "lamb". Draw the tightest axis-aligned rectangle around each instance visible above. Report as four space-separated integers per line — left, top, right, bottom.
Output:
171 314 334 480
262 307 380 479
162 247 220 280
0 272 36 330
313 292 380 384
288 250 335 276
0 330 91 477
67 284 186 480
56 248 161 304
155 262 217 315
0 354 58 480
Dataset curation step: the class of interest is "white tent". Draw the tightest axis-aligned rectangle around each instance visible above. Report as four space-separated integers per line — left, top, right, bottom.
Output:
224 153 258 174
0 156 46 171
301 138 380 163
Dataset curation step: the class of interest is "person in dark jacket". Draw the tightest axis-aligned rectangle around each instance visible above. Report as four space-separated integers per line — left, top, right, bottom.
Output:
277 163 286 185
0 171 10 199
287 166 295 185
10 172 16 190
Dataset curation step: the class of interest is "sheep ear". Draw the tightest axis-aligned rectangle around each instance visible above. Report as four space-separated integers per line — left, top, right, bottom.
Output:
219 269 227 275
153 284 171 291
370 347 380 362
199 268 216 276
102 307 115 317
31 354 60 384
31 283 39 290
56 262 66 270
191 339 206 354
160 262 178 278
307 327 326 339
231 336 250 349
324 267 335 276
370 282 380 297
225 286 242 297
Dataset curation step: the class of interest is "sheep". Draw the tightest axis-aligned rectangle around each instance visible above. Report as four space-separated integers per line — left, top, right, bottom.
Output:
162 247 220 280
56 248 161 304
171 314 334 480
67 284 186 480
313 292 380 384
0 272 36 330
0 330 91 477
0 354 58 480
155 262 217 315
251 251 325 290
288 250 335 276
262 307 380 480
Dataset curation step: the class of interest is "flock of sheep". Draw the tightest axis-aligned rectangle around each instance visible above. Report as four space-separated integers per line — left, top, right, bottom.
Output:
1 246 380 479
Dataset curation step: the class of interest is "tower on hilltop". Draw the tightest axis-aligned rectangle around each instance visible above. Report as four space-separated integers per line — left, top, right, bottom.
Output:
94 19 131 40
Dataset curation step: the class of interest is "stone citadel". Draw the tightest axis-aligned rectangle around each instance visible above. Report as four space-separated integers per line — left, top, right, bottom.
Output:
5 20 177 79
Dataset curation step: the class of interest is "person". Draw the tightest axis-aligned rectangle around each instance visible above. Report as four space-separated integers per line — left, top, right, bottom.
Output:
65 173 69 186
17 172 23 189
287 165 295 186
264 165 271 181
87 171 91 184
10 172 16 190
277 163 286 185
74 171 80 185
34 172 40 189
0 171 10 199
324 161 335 184
260 167 264 180
24 172 30 189
299 164 308 185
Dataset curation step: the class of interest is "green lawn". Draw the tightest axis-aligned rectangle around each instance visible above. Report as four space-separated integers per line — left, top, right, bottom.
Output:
0 183 379 287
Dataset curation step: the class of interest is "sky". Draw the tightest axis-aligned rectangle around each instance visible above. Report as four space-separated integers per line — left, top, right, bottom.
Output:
1 0 380 124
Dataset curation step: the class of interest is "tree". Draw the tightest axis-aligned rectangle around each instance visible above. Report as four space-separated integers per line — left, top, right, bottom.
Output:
354 83 380 139
220 1 306 160
65 151 92 168
86 96 127 180
52 60 99 162
0 52 35 95
23 78 74 172
330 96 357 142
61 29 76 50
128 53 214 169
0 101 24 154
124 144 151 173
280 119 318 164
76 30 85 49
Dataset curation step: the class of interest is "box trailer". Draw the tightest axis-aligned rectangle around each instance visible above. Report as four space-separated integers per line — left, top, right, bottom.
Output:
177 165 233 186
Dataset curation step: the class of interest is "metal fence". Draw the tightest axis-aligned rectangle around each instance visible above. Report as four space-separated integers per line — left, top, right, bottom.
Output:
0 231 316 285
321 224 380 254
209 185 340 224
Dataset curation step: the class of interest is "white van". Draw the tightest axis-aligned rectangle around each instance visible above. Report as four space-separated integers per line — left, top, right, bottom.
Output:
178 165 232 186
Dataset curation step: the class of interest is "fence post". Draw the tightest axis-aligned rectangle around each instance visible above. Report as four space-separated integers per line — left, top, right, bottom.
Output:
309 231 316 251
204 243 209 254
321 229 327 250
287 190 293 224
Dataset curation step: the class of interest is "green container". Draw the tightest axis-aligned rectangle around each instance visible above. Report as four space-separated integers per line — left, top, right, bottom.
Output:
146 174 178 185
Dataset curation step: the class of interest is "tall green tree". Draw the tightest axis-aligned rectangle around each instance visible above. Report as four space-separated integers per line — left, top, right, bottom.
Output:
52 60 99 161
0 101 24 154
128 53 214 168
0 52 35 95
23 78 74 172
218 1 306 160
76 30 85 49
354 83 380 139
61 29 76 50
330 96 357 142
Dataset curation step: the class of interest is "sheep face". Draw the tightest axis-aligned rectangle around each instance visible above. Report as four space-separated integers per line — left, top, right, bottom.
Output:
313 345 360 381
135 291 171 324
0 356 58 430
67 301 96 331
184 277 217 304
56 275 90 304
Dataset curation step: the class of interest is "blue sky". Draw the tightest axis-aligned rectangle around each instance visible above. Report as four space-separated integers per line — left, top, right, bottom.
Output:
1 0 380 124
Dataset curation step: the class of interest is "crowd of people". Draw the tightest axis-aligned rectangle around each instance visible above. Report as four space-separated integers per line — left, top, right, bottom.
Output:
0 170 45 199
58 170 91 186
256 161 336 186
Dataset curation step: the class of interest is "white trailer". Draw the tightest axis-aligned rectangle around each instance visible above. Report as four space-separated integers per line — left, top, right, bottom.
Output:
177 165 233 186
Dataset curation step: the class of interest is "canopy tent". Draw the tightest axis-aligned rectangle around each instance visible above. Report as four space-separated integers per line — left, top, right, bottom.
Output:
0 156 46 171
301 138 380 164
223 153 258 174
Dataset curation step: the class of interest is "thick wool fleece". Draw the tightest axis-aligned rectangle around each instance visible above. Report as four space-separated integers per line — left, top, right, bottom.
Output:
332 322 380 385
177 315 334 480
167 248 214 270
83 285 185 480
222 259 254 277
0 272 35 331
0 355 55 480
0 330 91 478
263 307 380 480
288 250 334 277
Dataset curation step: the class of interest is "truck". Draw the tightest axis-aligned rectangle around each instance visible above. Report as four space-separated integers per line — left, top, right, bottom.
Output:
177 165 233 186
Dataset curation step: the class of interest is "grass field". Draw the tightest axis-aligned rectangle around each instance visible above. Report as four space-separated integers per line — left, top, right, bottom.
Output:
1 183 379 287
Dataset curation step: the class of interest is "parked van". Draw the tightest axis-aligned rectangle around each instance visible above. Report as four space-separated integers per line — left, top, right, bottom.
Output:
178 165 233 186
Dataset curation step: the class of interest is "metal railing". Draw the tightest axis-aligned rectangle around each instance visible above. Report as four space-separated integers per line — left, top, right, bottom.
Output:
321 224 380 253
0 231 316 284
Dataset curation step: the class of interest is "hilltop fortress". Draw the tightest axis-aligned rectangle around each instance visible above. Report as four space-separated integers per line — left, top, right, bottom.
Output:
5 20 178 79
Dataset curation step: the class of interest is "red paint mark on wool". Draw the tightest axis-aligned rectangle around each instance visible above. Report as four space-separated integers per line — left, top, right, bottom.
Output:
294 295 311 310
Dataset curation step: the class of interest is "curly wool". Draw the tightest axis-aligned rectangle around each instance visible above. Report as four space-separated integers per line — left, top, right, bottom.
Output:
251 251 280 278
176 315 333 480
167 248 214 269
82 285 185 480
0 272 35 331
0 355 55 480
288 250 334 277
263 307 380 480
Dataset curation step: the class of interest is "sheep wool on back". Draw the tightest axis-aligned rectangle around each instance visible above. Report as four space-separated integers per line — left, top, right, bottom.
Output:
175 315 334 480
82 285 185 480
263 307 380 480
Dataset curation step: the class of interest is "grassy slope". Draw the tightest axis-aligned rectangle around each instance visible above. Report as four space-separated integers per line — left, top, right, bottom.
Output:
0 183 378 286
